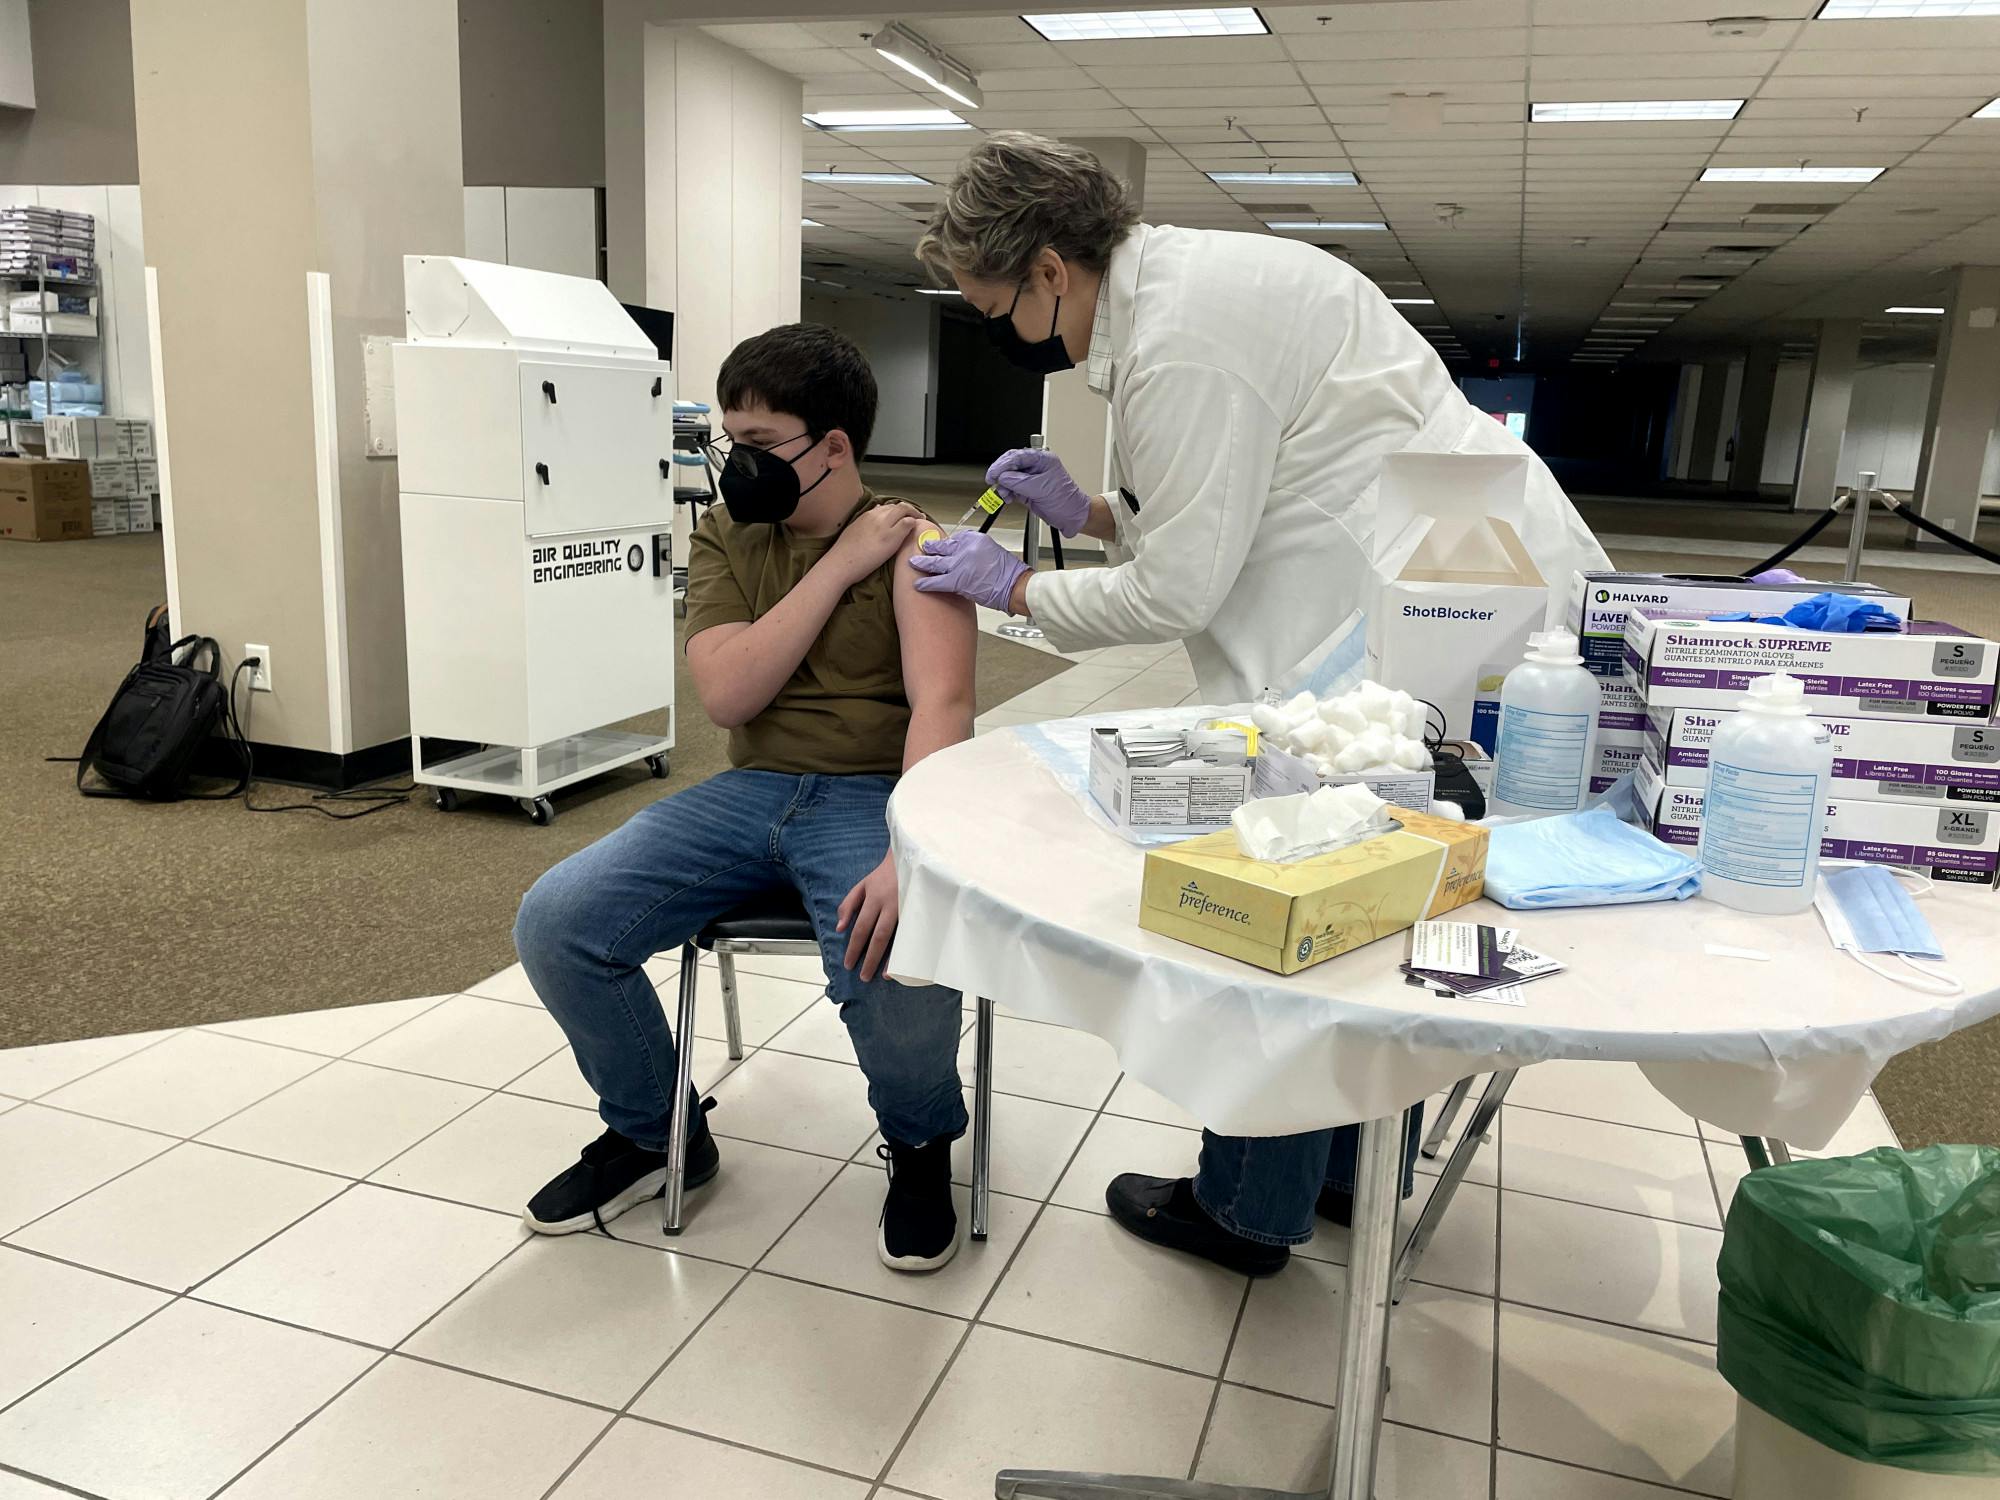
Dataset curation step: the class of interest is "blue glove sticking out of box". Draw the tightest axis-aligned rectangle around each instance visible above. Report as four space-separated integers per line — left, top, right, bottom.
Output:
1710 590 1902 633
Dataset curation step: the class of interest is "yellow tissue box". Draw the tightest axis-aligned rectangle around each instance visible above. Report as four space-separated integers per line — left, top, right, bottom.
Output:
1138 809 1489 975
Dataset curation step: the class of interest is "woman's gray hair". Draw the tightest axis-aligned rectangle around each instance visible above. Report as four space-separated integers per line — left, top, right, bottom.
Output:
917 132 1141 285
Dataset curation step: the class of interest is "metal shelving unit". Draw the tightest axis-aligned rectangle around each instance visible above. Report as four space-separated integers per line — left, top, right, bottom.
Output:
0 253 100 437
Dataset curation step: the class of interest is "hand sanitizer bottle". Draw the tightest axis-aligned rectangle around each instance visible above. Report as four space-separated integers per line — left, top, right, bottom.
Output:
1489 629 1602 818
1698 673 1835 915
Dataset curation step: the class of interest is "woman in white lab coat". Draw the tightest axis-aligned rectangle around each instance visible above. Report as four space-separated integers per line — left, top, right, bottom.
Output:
910 133 1610 1277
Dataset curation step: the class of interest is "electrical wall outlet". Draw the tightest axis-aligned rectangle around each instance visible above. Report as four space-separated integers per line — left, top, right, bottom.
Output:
244 644 272 692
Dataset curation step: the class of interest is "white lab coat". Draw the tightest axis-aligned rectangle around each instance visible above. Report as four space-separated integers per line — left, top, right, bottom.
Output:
1024 223 1610 703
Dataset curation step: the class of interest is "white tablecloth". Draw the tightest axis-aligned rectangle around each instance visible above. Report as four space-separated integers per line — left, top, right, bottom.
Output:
887 726 2000 1149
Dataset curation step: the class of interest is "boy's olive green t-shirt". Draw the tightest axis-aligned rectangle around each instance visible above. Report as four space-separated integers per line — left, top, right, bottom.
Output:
681 492 910 776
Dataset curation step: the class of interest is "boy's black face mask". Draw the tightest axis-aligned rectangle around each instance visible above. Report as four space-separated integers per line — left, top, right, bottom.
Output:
717 430 828 524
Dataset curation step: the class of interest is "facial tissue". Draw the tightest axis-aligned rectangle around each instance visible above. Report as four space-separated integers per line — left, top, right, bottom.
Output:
1231 782 1394 862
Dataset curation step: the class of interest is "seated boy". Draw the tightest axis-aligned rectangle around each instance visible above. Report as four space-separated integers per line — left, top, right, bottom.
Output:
514 322 976 1271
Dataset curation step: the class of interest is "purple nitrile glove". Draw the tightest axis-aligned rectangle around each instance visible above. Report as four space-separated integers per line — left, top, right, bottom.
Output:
909 531 1032 613
985 447 1092 538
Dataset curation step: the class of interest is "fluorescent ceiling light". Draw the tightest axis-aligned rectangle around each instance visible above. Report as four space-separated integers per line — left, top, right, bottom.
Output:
804 109 969 131
870 22 983 110
1208 170 1358 186
802 171 931 186
1974 97 2000 119
1389 297 1435 305
1533 99 1743 123
801 218 823 227
1266 220 1387 231
1817 2 2000 17
1885 305 1944 313
1024 7 1270 40
1700 166 1884 183
918 288 962 295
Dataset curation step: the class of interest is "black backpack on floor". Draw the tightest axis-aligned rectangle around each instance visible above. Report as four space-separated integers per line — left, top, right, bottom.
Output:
76 627 248 801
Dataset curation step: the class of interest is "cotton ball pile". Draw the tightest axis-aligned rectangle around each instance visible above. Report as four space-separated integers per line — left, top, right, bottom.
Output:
1257 680 1431 776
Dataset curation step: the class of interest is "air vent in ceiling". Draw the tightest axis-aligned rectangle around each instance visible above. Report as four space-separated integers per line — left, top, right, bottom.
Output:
1662 222 1785 235
1747 202 1837 218
1679 275 1732 286
1251 203 1317 215
1708 244 1776 256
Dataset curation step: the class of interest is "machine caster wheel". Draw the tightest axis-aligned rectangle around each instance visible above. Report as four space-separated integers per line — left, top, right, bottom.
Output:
522 796 555 826
432 787 459 812
646 754 670 779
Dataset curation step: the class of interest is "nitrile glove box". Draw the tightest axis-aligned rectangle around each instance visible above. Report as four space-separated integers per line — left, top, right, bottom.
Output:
1566 571 1912 681
1634 754 2000 886
1589 729 1647 796
1646 705 2000 804
1622 611 1999 721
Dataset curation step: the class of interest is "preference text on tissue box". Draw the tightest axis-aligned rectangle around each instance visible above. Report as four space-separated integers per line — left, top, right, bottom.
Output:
1139 809 1488 975
1368 454 1549 755
1566 571 1912 682
1646 706 2000 803
1088 727 1254 836
1622 611 2000 720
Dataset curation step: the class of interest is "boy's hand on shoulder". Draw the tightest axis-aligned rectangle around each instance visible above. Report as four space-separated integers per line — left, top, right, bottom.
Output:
836 853 902 982
824 501 928 589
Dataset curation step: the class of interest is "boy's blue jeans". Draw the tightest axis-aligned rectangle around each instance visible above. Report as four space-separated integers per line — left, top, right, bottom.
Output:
1193 1110 1424 1247
513 769 967 1153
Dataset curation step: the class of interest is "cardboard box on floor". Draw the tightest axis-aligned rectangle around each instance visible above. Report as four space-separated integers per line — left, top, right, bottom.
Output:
1139 807 1488 974
1367 454 1548 754
0 457 92 541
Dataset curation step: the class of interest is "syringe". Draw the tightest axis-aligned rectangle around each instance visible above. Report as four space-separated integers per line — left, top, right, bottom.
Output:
954 485 1006 530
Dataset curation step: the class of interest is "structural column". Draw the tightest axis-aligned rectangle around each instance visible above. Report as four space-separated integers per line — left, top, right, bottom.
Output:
130 0 463 766
1913 265 2000 544
1791 319 1861 512
1687 356 1733 484
1728 341 1782 497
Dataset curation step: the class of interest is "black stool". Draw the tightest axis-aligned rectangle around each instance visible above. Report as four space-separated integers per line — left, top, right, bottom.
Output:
666 890 995 1240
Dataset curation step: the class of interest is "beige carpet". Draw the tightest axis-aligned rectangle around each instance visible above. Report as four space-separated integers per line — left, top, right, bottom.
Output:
0 531 1067 1049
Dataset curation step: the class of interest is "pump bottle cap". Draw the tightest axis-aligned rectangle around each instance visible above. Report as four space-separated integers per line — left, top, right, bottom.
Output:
1741 672 1810 716
1524 629 1584 666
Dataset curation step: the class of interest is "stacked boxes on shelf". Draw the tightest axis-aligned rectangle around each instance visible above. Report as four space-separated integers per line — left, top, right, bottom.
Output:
1561 571 1915 795
44 416 156 535
1623 608 2000 887
0 207 96 277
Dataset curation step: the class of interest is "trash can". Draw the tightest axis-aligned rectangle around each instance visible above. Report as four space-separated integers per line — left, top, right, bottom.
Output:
1718 1144 2000 1497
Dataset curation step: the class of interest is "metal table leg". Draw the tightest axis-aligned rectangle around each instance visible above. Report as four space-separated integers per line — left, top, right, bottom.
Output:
996 1114 1407 1500
1394 1069 1514 1303
1419 1076 1473 1160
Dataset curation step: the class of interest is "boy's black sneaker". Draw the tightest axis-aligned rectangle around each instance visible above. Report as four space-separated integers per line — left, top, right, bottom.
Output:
877 1138 958 1272
524 1106 718 1235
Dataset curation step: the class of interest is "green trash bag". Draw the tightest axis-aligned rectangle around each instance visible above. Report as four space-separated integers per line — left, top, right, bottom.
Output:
1717 1143 2000 1476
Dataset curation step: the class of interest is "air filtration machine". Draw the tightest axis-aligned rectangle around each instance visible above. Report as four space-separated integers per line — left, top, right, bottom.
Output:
394 256 676 825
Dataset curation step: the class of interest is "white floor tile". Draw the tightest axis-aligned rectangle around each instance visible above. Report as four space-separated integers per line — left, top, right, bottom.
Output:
199 1184 523 1346
888 1324 1213 1500
760 1162 1035 1319
40 1029 323 1138
1501 1191 1723 1343
1798 1091 1900 1157
0 1298 375 1500
405 1235 740 1407
1227 1260 1495 1443
692 966 827 1047
348 994 568 1089
8 1142 344 1292
985 1204 1245 1373
1503 1107 1719 1229
634 1272 961 1477
1414 1085 1502 1187
1102 1073 1202 1131
552 1418 870 1500
604 1137 840 1267
641 952 681 987
707 1049 881 1159
725 951 833 987
1498 1302 1736 1497
1496 1450 1707 1498
0 1028 175 1100
223 1354 605 1500
0 1472 71 1497
1300 1179 1500 1299
958 1015 1120 1110
464 962 543 1007
1049 1112 1200 1216
0 1104 174 1236
763 999 860 1066
1195 1386 1492 1498
1705 1138 1750 1218
856 1089 1097 1202
202 995 453 1057
506 1035 743 1109
1507 1061 1699 1137
371 1090 601 1214
198 1059 487 1177
0 1247 169 1408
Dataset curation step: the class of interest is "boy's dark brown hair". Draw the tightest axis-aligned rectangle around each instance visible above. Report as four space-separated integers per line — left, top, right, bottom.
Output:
717 322 878 457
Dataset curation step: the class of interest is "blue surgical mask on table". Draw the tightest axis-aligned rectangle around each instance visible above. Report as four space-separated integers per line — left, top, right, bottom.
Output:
1814 864 1962 994
1485 805 1703 909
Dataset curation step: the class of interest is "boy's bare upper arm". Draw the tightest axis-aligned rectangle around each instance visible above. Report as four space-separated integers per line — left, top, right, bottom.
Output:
892 532 976 710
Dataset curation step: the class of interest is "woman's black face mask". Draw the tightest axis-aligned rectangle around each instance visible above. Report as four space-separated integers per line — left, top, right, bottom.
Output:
984 278 1075 375
716 430 828 524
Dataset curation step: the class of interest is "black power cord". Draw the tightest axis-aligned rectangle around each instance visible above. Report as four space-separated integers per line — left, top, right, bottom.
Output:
227 659 412 820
